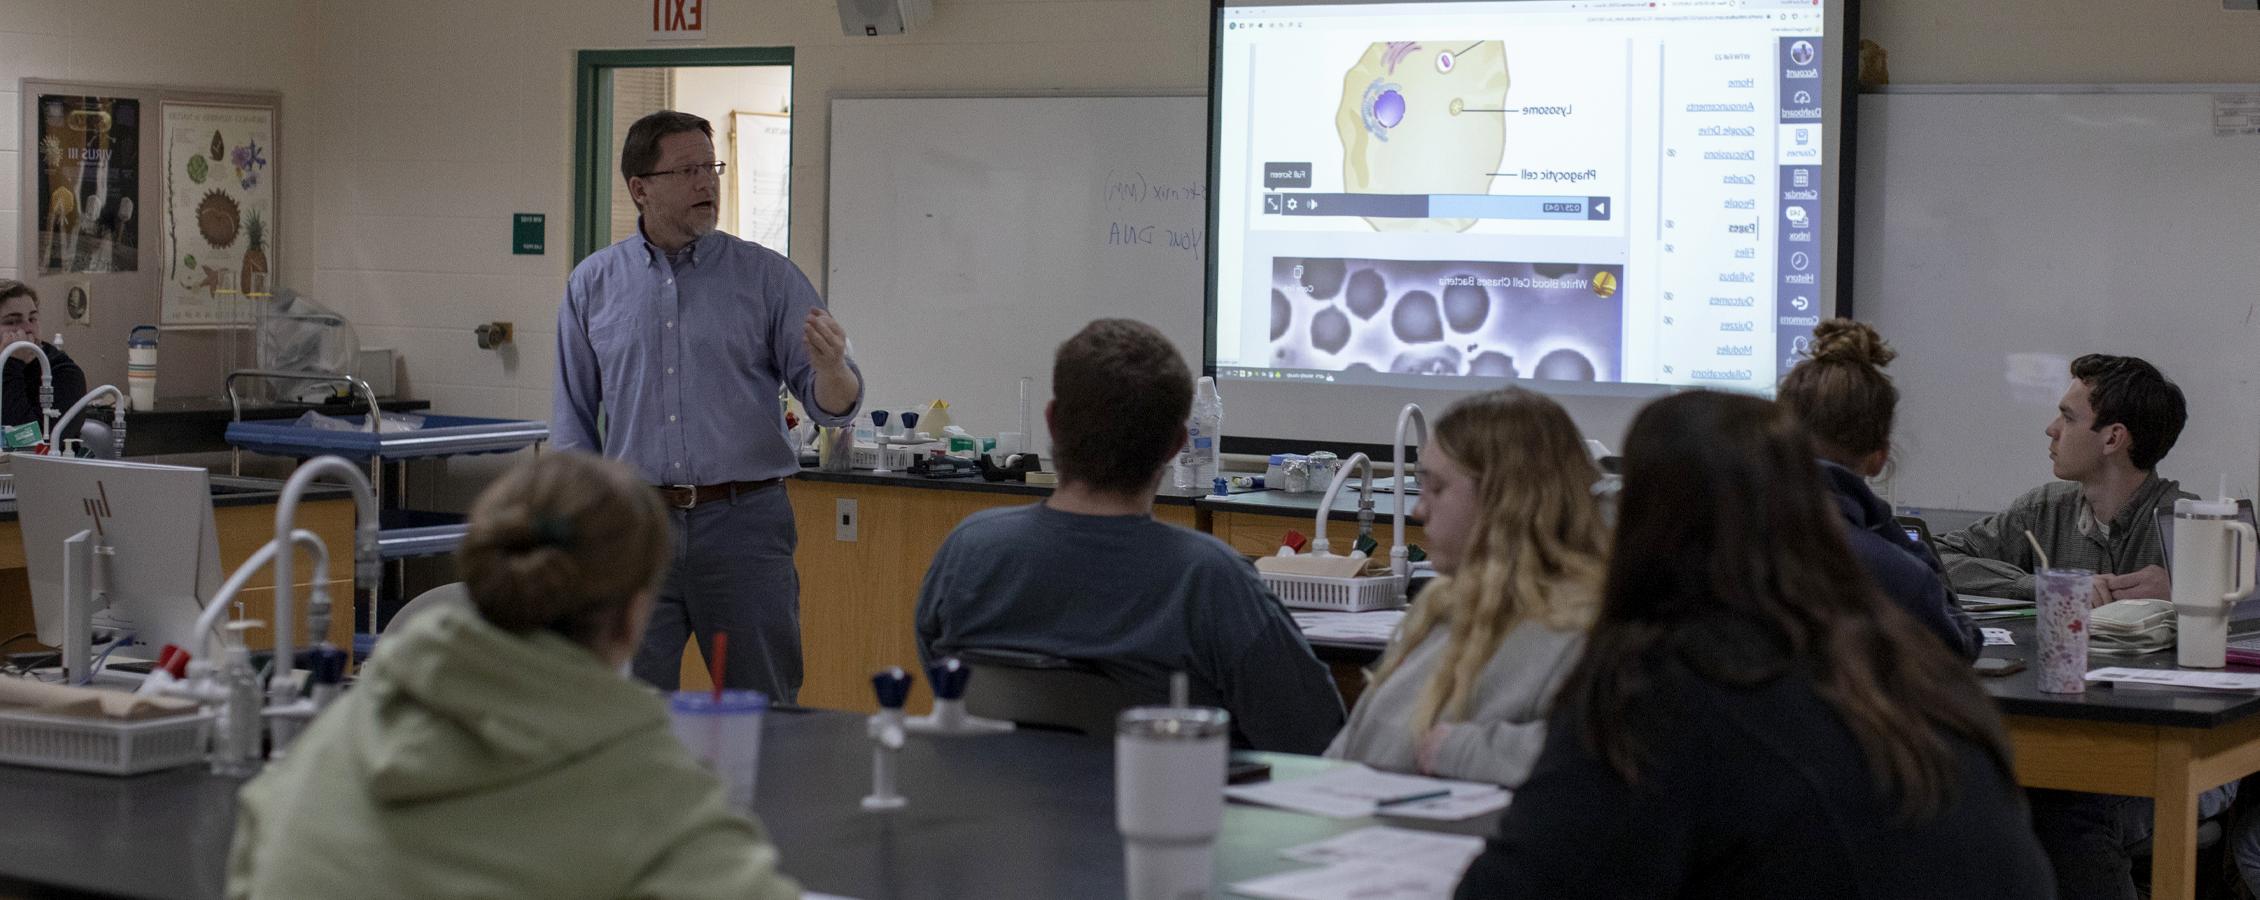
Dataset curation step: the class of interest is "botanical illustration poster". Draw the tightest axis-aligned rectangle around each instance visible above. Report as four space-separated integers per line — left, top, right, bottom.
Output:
35 95 140 274
160 103 274 326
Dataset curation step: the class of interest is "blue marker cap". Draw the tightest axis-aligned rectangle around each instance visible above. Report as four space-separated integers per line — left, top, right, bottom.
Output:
871 666 912 709
928 657 970 700
1212 476 1229 496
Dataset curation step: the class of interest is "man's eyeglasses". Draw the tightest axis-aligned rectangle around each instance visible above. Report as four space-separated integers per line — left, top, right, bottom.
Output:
636 161 727 179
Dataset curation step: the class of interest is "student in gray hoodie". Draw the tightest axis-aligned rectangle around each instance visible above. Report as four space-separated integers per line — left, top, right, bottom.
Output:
1325 388 1607 786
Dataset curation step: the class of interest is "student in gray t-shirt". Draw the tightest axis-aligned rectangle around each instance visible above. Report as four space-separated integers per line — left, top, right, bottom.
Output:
912 319 1342 754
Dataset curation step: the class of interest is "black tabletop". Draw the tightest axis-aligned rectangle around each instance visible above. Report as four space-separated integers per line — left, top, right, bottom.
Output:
1295 613 2260 730
1196 486 1419 523
0 707 1499 900
0 474 352 523
127 395 431 424
793 467 1205 507
1979 618 2260 728
57 395 433 457
756 708 1494 899
0 764 241 900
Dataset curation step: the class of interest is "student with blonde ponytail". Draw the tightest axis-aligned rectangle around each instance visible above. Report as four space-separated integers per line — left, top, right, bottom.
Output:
1324 388 1606 786
228 453 799 899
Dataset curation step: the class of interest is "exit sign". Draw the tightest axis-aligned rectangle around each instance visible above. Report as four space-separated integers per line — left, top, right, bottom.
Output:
651 0 705 40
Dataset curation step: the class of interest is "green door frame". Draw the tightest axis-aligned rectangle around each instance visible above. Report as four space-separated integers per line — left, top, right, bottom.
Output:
571 46 795 263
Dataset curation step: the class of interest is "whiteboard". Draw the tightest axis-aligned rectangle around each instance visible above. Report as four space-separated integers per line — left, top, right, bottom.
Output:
1856 89 2260 512
826 96 1208 456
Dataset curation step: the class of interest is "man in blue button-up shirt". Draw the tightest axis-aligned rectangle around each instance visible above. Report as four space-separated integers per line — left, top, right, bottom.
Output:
554 111 863 701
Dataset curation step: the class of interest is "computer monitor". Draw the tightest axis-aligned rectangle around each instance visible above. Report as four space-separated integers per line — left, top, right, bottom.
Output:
13 454 222 655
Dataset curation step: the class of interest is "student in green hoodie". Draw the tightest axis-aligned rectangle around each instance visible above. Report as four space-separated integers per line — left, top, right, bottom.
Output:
227 452 801 899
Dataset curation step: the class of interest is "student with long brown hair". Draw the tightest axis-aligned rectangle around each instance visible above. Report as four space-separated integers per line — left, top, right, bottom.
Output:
1777 318 1979 658
1453 391 2052 899
1325 388 1605 785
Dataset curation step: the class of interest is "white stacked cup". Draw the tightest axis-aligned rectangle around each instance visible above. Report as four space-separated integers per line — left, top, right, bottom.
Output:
669 690 769 816
126 325 159 411
1115 706 1230 900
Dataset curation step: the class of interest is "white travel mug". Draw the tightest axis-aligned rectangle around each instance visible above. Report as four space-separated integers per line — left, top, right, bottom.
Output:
1115 706 1230 900
2172 497 2259 668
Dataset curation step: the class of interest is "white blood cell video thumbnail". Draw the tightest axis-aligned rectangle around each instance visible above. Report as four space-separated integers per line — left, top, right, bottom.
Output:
1269 256 1622 381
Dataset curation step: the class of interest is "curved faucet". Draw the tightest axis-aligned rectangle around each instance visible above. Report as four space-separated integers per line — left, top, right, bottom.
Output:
193 529 329 661
50 384 127 458
1390 404 1427 580
1310 452 1375 557
271 456 380 707
0 340 56 447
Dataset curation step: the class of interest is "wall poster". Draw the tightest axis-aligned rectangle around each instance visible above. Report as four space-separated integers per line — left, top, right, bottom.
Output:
35 95 140 274
159 102 274 326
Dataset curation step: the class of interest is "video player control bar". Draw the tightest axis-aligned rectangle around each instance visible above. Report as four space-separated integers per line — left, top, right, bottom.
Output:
1262 192 1612 221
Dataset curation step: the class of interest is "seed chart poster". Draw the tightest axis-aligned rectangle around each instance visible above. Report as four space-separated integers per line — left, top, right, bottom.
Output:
160 102 275 326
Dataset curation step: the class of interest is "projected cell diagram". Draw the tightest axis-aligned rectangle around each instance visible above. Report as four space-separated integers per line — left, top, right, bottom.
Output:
1269 256 1622 381
1336 41 1509 233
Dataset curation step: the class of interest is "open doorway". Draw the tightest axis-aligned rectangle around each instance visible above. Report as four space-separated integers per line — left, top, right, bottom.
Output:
572 48 793 262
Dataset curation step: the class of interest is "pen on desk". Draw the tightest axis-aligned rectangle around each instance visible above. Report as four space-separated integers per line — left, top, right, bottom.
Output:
1375 788 1452 808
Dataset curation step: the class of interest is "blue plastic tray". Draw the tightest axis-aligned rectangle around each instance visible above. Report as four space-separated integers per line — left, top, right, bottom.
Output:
376 509 469 561
225 414 549 461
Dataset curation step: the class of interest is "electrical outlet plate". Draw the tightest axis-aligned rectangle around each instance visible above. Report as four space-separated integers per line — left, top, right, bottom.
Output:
836 498 858 542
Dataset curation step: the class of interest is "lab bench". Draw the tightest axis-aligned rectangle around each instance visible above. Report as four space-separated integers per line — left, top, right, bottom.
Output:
0 708 1502 900
769 469 1421 715
777 470 1200 713
0 476 359 658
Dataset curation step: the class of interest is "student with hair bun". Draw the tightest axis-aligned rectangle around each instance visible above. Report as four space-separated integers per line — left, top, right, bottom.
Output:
227 452 799 900
1778 318 1979 659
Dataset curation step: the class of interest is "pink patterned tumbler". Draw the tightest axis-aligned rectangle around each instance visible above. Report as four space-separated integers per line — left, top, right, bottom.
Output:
2035 568 2095 694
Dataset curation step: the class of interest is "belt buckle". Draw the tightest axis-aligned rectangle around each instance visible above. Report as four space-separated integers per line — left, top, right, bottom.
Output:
667 483 699 510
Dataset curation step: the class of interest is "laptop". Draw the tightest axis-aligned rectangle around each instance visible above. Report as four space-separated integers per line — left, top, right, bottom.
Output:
1896 515 2033 611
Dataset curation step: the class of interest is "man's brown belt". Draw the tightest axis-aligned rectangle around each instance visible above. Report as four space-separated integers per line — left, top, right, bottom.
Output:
655 479 782 510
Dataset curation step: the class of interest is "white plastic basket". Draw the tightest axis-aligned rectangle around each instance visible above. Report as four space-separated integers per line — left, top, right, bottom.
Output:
1260 571 1407 613
0 708 211 775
